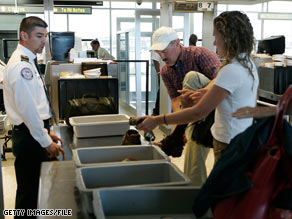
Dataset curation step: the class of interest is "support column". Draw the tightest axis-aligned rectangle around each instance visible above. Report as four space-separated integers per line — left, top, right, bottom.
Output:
44 0 54 62
184 13 190 46
159 0 173 133
135 12 142 116
202 11 215 51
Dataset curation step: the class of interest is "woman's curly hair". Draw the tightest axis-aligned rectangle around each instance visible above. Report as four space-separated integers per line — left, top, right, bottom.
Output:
214 11 255 81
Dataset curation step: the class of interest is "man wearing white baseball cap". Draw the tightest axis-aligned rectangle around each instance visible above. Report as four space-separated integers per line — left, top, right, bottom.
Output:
150 26 220 186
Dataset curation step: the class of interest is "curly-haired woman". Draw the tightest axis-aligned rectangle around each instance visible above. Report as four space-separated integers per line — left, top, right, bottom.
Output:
137 11 259 163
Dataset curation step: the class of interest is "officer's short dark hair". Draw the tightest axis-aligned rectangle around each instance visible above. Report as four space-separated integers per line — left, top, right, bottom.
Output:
91 39 100 46
20 16 48 36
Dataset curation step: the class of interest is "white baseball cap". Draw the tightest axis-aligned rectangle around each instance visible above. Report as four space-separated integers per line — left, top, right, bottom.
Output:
150 26 179 51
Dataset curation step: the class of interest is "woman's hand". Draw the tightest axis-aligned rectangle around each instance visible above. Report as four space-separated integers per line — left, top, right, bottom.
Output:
136 116 160 133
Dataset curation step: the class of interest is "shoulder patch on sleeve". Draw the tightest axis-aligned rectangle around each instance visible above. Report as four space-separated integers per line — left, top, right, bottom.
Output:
21 55 29 62
21 67 33 80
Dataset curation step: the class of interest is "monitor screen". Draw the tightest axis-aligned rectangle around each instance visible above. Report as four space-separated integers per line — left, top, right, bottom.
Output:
49 32 75 62
258 35 285 56
3 39 18 63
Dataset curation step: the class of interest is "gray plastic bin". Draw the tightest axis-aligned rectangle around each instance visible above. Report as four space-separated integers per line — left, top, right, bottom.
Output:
69 114 130 138
72 145 170 167
93 187 204 219
76 162 191 213
72 135 123 148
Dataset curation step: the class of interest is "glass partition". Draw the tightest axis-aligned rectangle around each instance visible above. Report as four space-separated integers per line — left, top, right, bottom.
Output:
117 31 151 116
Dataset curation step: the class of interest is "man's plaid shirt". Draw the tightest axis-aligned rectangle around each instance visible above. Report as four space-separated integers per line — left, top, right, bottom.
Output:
161 45 221 99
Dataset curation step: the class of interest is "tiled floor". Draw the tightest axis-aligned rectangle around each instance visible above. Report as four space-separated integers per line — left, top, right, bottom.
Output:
0 110 215 218
1 136 16 219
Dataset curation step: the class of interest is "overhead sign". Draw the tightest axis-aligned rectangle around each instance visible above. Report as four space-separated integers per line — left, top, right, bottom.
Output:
174 1 198 12
54 7 92 14
0 5 92 14
0 5 47 14
174 1 214 13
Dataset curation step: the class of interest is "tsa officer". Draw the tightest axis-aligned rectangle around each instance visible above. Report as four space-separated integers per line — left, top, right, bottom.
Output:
3 16 65 217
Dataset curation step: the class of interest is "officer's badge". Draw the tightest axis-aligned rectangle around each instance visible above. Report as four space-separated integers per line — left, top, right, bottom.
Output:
20 55 29 62
21 68 33 80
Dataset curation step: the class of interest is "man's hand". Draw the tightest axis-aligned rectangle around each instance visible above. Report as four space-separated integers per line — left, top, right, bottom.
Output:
50 130 63 145
189 88 208 104
45 142 65 160
47 130 65 160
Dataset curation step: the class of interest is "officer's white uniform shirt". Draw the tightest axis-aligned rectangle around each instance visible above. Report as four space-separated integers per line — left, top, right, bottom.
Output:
0 60 6 89
3 44 52 148
0 60 6 83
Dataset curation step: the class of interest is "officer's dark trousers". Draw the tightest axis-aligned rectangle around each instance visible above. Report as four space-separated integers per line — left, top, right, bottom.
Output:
12 120 50 218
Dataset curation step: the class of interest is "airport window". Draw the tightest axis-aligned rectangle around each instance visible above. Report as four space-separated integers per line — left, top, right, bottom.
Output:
111 2 136 8
53 14 67 32
267 1 292 13
141 23 153 32
111 10 135 56
172 16 184 30
192 13 203 41
68 9 110 51
228 3 262 12
136 2 153 9
216 5 262 40
217 4 227 11
218 1 292 55
26 0 292 58
245 12 262 40
263 19 292 54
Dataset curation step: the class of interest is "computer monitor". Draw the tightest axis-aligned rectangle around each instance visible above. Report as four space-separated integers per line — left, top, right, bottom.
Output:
49 32 75 62
2 38 18 63
257 35 285 56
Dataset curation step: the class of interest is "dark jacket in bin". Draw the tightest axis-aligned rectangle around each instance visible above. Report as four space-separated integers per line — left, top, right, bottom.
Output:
192 117 292 217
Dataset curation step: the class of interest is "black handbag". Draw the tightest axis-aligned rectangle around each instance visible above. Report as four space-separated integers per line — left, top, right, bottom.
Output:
65 94 115 125
191 110 215 148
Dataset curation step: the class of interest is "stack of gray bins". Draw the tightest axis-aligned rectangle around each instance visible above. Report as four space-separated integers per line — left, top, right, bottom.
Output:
74 145 193 214
71 114 195 218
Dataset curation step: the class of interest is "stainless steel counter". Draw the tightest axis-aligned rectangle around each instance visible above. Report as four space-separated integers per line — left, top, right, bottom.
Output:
258 89 282 102
37 124 96 219
38 124 148 218
38 161 92 219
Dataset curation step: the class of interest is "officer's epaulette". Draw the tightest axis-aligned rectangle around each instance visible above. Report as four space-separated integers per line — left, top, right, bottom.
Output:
21 55 29 62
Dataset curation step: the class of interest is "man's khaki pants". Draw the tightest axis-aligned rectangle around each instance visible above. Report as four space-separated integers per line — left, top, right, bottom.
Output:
182 71 211 187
